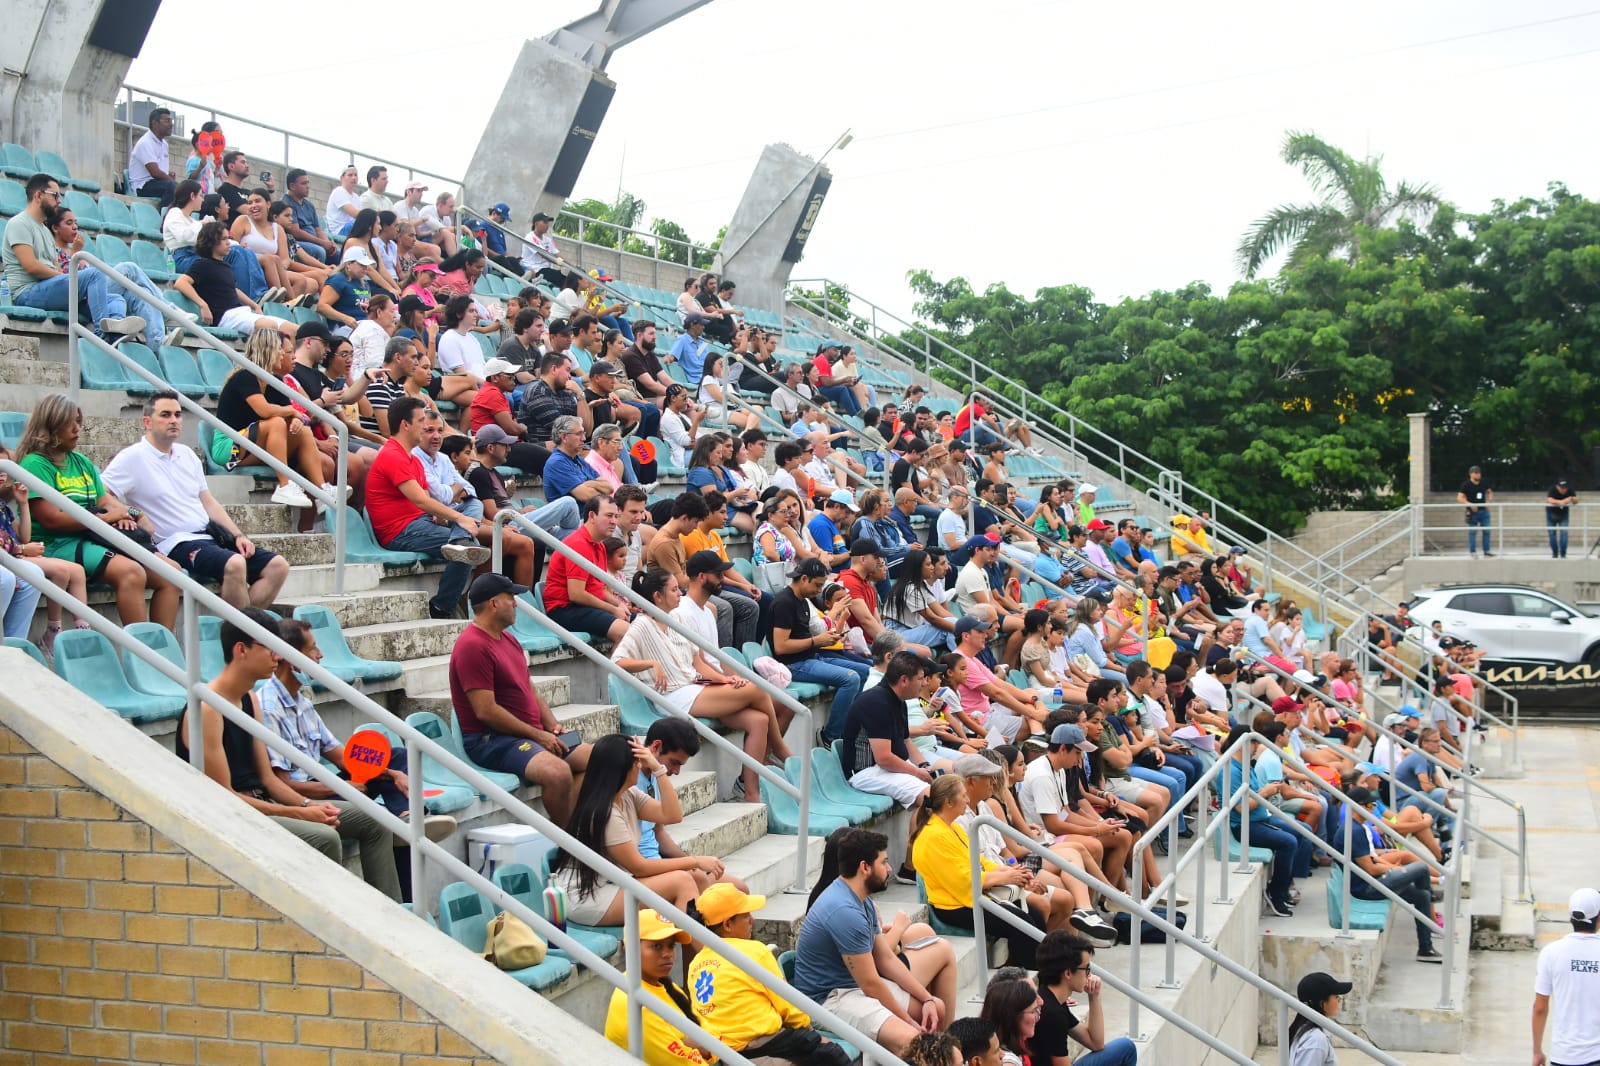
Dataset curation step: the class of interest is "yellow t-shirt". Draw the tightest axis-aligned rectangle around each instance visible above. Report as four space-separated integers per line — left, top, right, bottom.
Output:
680 527 728 561
605 981 713 1066
911 814 996 911
687 937 811 1051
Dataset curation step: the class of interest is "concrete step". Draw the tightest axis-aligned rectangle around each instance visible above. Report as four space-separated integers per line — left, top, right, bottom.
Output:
343 618 466 664
1362 888 1468 1053
249 531 334 567
407 677 575 719
278 562 384 598
222 502 300 535
670 801 771 861
0 355 69 388
276 588 431 629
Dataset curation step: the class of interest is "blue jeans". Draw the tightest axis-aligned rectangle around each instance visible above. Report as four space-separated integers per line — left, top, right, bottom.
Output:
1465 508 1491 554
15 268 130 336
886 619 952 651
107 262 171 340
300 242 328 264
1398 787 1452 835
597 315 634 343
625 400 661 439
1548 516 1570 557
1234 813 1310 901
134 178 177 208
1127 765 1184 833
792 654 870 740
171 245 265 300
382 516 477 614
962 423 1003 448
523 497 581 541
0 560 44 639
1352 860 1435 951
816 384 860 416
1073 1037 1138 1066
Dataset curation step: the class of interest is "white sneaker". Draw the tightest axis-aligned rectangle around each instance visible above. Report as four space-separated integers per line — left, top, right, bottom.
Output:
100 315 147 337
164 326 187 348
270 482 315 509
1071 908 1119 945
396 811 458 844
441 543 492 567
321 482 353 502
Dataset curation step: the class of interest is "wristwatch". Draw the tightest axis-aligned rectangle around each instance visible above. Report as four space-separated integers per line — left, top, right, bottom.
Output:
126 507 144 519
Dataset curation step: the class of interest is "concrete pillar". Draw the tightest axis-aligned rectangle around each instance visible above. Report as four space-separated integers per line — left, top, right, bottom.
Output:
717 144 833 315
2 0 139 190
461 39 616 225
1409 412 1430 555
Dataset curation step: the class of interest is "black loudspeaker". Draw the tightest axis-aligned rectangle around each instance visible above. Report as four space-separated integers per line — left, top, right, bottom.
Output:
87 0 163 59
781 172 832 263
546 74 615 199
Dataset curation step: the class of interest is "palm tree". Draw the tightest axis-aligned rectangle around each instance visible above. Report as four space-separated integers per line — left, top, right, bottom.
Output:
1236 131 1441 278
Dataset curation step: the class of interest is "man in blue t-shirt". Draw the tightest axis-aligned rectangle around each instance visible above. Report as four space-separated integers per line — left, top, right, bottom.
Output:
1392 728 1453 835
1108 519 1140 575
671 314 710 384
792 828 956 1056
807 490 856 571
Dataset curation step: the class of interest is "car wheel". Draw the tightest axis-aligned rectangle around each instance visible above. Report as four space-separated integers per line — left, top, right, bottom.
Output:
1584 645 1600 669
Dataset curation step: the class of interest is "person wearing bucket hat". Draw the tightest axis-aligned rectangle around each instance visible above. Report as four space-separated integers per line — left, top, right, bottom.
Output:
685 885 853 1065
1287 970 1353 1065
1533 887 1600 1066
604 909 715 1066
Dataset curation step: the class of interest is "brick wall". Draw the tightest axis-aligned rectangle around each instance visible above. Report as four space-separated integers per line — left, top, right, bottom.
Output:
0 725 501 1066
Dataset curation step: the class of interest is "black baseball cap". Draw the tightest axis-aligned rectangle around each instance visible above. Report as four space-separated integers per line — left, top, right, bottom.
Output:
295 321 336 346
1297 971 1354 1004
468 573 528 607
685 549 734 578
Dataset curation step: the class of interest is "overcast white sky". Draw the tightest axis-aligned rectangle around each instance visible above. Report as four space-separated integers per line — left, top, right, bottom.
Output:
128 0 1600 318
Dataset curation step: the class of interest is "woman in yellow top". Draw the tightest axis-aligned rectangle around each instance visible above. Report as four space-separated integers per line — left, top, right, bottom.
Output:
605 909 714 1066
911 774 1049 968
686 883 851 1066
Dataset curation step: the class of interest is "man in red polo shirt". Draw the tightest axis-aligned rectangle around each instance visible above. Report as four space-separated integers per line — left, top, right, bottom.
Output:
365 395 490 619
544 494 629 642
953 394 1005 449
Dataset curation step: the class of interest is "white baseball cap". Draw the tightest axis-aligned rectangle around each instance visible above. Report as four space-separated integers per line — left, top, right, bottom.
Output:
1570 887 1600 921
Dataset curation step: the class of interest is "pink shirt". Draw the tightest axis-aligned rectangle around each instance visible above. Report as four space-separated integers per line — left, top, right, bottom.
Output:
1330 678 1357 704
585 450 622 491
958 652 998 722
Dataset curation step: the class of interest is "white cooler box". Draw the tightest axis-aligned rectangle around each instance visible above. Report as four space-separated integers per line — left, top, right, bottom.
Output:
467 823 556 880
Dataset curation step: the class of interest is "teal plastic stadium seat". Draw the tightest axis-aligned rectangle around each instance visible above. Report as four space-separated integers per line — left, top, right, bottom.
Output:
508 591 567 654
1214 827 1275 865
739 640 823 700
62 190 105 232
197 347 237 392
435 882 573 990
121 622 189 701
917 874 975 939
35 149 99 192
197 616 225 682
610 674 667 736
197 422 271 479
2 637 48 667
492 862 621 964
132 239 175 283
647 436 684 476
158 345 209 397
51 629 184 722
0 179 26 219
129 200 162 240
821 741 895 817
759 770 847 837
1326 864 1390 930
77 338 137 391
290 604 402 686
406 710 522 798
0 143 37 179
95 201 138 239
390 713 493 805
354 723 475 814
0 411 27 450
784 755 874 825
338 506 427 565
1301 612 1328 642
775 953 863 1064
530 579 589 642
111 341 163 394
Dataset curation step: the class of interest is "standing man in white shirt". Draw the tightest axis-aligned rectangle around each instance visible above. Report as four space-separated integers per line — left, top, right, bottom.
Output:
521 211 564 285
101 391 288 607
128 108 178 206
1533 887 1600 1066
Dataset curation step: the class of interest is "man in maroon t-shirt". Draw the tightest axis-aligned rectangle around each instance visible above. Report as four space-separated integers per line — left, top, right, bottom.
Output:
451 573 591 824
365 395 490 618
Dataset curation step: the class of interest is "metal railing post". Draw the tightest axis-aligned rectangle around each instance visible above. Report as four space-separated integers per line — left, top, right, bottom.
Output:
182 594 202 771
68 261 80 403
1339 811 1353 938
624 895 643 1059
406 736 424 901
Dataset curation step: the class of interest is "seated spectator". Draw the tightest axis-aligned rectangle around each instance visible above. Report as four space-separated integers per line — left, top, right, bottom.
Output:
1334 786 1443 962
687 435 759 527
411 413 478 518
672 314 712 385
3 174 153 342
1392 727 1456 834
551 733 718 925
232 188 316 302
170 221 294 338
1029 932 1138 1066
323 165 362 238
1017 723 1136 896
603 909 713 1066
520 210 563 284
806 488 856 570
954 536 1026 666
851 490 912 580
128 107 179 205
0 443 87 652
838 538 900 650
792 828 956 1055
687 881 853 1065
753 490 816 576
359 336 417 436
416 191 459 256
587 353 660 442
658 384 703 469
980 973 1042 1066
618 566 791 801
349 293 399 378
544 494 631 643
176 607 398 898
212 329 338 511
914 774 1048 965
620 320 671 404
316 247 376 337
680 491 768 638
468 358 548 473
1219 723 1312 917
1086 678 1170 827
17 393 180 629
281 169 337 264
434 294 487 384
1065 596 1128 686
281 323 376 495
48 202 184 348
809 342 862 416
521 353 593 448
696 352 760 433
774 558 872 743
102 392 288 608
1019 610 1087 701
542 414 612 506
366 396 491 617
496 309 545 387
952 616 1045 743
840 650 944 809
884 547 956 650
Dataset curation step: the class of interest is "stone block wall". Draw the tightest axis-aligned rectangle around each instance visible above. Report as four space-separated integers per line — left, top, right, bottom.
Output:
0 725 498 1066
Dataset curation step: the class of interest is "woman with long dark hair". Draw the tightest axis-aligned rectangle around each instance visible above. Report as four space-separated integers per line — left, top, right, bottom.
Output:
1287 971 1349 1065
883 547 955 650
549 734 709 926
341 209 401 297
602 909 714 1066
980 974 1043 1066
1199 556 1248 614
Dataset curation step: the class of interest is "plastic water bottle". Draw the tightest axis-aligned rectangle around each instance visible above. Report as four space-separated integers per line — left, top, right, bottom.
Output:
1052 687 1064 702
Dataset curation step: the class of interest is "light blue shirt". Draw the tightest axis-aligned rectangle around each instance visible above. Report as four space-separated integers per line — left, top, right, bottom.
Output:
1243 614 1274 659
670 333 708 384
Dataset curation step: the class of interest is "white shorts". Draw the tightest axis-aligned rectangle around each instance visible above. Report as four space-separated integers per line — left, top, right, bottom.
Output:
1105 776 1148 802
661 684 705 716
820 983 911 1042
217 306 289 334
849 765 929 809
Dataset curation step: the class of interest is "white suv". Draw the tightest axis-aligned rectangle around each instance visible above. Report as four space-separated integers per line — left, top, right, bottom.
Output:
1405 584 1600 666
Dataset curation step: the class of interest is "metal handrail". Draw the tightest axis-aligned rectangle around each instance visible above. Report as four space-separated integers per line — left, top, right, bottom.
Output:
63 249 348 591
1412 499 1599 555
487 507 815 889
0 462 901 1066
964 809 1406 1066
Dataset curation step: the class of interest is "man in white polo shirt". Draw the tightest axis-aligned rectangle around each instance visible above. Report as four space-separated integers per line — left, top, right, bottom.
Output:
102 391 288 608
1533 886 1600 1066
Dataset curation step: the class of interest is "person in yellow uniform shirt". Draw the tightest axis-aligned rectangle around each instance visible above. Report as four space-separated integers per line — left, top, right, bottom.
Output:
686 883 852 1066
605 910 715 1066
911 774 1049 968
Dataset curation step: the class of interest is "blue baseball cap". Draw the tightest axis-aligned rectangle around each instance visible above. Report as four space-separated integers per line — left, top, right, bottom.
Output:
490 202 511 218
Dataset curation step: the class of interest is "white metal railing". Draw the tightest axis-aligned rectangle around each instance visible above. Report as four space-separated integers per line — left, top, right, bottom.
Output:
488 508 817 890
1412 499 1600 558
64 249 348 592
0 462 902 1066
966 802 1407 1066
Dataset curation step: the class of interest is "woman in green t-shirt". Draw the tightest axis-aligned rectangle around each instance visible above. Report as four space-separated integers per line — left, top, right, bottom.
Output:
16 394 180 629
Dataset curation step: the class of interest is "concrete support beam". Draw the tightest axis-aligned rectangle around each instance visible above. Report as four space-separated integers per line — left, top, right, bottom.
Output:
1409 412 1430 556
543 0 715 70
718 144 834 315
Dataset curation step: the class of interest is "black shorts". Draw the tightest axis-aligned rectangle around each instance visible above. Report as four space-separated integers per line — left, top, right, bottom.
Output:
169 538 280 584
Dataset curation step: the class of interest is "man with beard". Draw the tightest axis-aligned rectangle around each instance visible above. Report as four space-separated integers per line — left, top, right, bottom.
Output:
619 320 672 404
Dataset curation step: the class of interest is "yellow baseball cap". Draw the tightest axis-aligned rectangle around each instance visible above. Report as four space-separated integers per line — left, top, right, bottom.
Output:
638 909 691 944
695 883 767 927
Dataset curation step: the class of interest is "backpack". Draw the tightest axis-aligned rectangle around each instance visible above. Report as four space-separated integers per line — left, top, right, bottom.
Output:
1112 905 1188 945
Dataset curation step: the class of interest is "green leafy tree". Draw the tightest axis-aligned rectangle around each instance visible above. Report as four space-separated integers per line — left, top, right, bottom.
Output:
1236 131 1441 278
